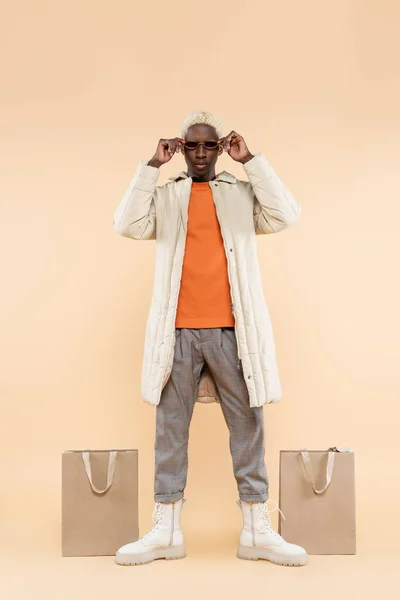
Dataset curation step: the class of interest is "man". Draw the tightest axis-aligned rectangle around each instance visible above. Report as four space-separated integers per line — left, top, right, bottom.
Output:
113 110 307 566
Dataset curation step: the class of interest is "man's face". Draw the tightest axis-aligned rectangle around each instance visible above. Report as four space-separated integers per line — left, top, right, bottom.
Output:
182 124 222 177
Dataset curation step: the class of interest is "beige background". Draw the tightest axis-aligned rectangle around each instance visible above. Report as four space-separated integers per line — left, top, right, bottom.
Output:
1 0 399 597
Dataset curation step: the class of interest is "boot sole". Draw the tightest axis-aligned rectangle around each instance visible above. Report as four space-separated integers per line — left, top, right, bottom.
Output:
115 544 186 566
237 544 308 566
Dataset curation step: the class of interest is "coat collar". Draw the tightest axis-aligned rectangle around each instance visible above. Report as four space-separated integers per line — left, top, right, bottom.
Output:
168 170 237 184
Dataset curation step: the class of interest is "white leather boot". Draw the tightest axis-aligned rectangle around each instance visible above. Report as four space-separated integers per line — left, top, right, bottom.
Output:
115 498 187 565
236 499 308 566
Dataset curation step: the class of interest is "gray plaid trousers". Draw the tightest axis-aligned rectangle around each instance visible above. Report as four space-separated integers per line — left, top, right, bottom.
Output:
154 327 269 503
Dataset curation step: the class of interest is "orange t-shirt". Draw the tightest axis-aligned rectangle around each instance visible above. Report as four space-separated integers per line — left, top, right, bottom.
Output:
175 181 235 328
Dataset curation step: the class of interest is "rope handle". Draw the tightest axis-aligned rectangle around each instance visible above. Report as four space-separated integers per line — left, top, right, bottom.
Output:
81 451 118 494
299 447 351 494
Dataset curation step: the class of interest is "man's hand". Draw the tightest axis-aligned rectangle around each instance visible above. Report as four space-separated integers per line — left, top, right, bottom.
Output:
218 131 254 164
148 137 185 168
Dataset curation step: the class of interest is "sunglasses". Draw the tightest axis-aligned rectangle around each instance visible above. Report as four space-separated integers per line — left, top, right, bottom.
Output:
183 141 220 150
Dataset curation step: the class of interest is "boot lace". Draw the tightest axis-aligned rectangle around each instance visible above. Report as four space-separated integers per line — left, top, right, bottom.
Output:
258 499 286 539
141 502 164 541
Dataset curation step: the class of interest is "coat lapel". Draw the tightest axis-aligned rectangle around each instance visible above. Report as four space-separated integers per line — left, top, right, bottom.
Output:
168 170 237 184
170 169 237 233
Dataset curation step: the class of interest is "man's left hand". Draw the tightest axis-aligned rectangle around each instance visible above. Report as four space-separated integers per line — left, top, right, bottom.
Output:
218 131 254 164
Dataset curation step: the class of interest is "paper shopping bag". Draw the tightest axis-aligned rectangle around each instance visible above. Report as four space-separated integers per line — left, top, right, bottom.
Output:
278 447 356 554
62 449 139 556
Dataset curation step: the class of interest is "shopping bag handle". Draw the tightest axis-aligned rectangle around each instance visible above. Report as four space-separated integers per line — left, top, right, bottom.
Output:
81 451 118 494
299 448 335 494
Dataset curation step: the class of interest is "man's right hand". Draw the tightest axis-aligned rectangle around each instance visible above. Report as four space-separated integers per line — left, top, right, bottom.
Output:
148 137 185 168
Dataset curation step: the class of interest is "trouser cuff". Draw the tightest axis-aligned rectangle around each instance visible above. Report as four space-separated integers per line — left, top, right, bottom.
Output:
154 491 184 503
239 493 269 502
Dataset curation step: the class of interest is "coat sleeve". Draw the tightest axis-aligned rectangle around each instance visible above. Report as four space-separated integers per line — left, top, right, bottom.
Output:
113 160 160 240
242 152 302 235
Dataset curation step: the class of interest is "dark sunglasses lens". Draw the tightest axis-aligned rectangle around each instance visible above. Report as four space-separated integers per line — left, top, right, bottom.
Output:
184 141 219 150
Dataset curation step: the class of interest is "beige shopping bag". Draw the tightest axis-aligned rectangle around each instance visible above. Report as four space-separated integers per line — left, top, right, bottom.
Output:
62 449 139 557
278 447 356 555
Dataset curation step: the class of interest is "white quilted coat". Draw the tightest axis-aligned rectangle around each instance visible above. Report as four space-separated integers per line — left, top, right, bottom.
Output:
113 152 301 408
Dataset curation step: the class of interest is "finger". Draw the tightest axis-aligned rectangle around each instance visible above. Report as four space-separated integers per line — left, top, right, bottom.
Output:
225 131 235 150
228 131 241 151
164 139 173 159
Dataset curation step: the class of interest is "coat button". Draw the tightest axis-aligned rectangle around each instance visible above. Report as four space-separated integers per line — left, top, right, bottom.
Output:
229 248 232 252
248 376 251 379
214 182 218 186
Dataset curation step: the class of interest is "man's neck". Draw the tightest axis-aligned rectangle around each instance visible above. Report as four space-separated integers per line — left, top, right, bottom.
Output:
190 173 217 182
191 177 216 182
